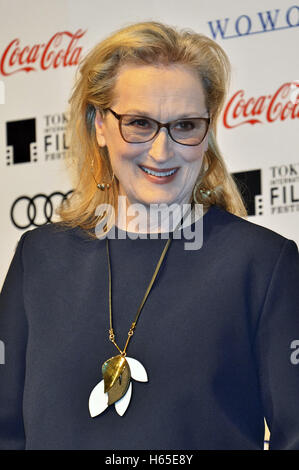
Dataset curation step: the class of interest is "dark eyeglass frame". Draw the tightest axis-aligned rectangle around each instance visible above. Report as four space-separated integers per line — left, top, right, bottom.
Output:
106 108 211 146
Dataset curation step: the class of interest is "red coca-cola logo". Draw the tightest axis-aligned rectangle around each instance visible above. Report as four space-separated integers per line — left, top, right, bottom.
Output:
0 29 86 76
223 82 299 128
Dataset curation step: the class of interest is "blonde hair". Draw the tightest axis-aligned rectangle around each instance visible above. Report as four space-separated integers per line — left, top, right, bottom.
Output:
56 21 247 237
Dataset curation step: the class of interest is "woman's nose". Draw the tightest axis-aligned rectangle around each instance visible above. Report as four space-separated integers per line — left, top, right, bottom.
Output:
148 128 174 161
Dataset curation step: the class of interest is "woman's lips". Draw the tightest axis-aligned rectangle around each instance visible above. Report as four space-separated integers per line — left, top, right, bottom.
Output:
140 165 180 172
138 165 179 184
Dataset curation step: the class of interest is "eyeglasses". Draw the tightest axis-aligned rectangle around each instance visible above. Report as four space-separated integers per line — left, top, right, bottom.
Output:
106 108 210 146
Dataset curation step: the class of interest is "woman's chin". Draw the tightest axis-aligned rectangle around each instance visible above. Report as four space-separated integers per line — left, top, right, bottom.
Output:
134 195 179 207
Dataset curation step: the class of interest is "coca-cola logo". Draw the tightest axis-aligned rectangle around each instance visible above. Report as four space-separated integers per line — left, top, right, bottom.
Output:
223 81 299 128
0 29 86 76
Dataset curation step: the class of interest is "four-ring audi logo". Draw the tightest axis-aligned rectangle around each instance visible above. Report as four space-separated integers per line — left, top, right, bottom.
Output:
10 191 73 228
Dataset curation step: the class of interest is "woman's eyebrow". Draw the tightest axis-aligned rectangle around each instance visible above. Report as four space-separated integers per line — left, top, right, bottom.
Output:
123 109 152 116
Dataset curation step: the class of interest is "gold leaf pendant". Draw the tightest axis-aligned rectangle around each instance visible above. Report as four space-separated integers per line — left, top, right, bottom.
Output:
89 356 148 417
102 355 131 405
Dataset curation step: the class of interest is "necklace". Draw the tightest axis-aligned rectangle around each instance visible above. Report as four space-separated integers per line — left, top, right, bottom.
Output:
88 205 195 417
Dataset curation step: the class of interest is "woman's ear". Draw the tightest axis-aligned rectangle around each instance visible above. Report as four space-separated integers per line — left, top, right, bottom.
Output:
95 109 107 147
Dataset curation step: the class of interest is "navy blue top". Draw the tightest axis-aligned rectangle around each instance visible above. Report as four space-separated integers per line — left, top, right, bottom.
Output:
0 204 299 450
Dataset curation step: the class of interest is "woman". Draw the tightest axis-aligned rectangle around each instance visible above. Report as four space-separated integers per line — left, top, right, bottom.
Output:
0 21 298 450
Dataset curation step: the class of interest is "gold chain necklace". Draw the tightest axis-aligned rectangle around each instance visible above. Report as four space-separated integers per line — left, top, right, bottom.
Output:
88 207 193 417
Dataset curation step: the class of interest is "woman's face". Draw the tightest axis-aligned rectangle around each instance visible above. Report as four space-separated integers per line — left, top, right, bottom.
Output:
95 63 210 208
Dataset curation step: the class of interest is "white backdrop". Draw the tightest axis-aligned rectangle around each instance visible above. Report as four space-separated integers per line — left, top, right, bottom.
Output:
1 0 299 445
1 0 298 286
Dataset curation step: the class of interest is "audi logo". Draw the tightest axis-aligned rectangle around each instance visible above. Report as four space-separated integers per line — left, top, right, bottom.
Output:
10 191 73 229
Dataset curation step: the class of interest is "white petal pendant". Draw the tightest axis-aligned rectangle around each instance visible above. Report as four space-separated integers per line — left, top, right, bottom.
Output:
88 379 109 417
126 357 148 382
88 356 148 417
115 382 132 416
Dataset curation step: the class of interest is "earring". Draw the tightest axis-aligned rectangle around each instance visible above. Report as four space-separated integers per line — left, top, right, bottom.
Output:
199 187 213 197
193 181 215 204
91 158 114 190
96 174 114 191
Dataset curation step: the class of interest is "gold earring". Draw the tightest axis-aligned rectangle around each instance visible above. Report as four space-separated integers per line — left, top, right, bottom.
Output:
193 182 215 204
91 158 114 190
96 176 114 191
199 188 213 197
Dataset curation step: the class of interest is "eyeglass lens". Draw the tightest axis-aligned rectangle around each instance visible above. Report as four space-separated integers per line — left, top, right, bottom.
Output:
120 115 208 145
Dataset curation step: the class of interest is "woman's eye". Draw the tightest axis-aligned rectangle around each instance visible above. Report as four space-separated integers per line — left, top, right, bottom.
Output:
175 120 195 131
128 118 151 128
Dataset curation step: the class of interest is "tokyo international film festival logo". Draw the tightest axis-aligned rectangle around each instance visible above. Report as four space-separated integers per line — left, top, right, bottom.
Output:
232 169 263 216
6 118 38 165
5 114 69 165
